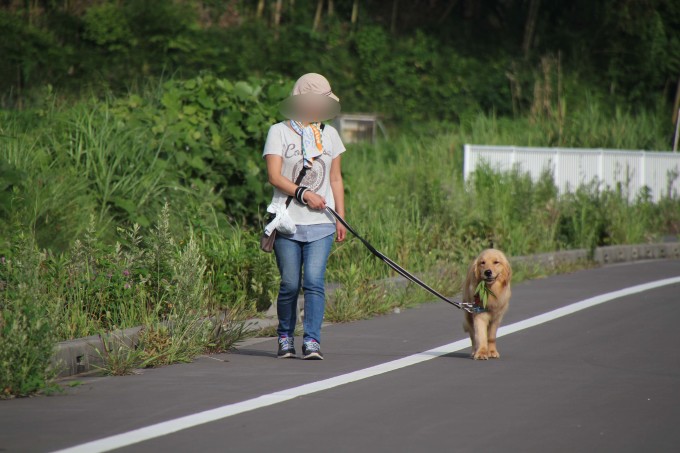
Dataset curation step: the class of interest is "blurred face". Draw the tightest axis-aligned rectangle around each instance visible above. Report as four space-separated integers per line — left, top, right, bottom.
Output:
281 93 340 123
298 100 325 123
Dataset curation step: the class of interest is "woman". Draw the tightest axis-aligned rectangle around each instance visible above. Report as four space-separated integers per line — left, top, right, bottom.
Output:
262 73 347 360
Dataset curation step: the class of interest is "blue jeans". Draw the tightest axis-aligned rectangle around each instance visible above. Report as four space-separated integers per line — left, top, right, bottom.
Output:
273 233 334 343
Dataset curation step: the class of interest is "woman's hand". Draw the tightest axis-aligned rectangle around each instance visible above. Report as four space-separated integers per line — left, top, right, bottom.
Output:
335 222 347 242
303 191 327 210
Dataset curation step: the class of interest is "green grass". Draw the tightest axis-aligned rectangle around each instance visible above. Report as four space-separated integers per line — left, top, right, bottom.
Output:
317 102 677 320
255 324 303 338
1 89 679 396
323 252 597 323
332 109 678 285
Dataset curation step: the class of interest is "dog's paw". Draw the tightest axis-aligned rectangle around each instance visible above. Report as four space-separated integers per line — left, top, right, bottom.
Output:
488 350 500 359
473 348 489 360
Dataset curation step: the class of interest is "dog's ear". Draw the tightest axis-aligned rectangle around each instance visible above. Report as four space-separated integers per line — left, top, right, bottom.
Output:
463 261 477 302
501 255 512 286
473 256 481 280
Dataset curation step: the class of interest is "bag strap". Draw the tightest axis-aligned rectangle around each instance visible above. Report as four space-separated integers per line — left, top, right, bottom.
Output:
283 123 325 208
284 167 308 208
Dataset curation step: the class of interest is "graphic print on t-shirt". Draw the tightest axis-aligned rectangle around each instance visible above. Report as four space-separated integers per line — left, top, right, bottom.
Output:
292 158 326 194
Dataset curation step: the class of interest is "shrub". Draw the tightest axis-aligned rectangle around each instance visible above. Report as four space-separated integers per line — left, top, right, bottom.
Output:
0 233 59 398
0 72 292 250
108 73 291 223
201 226 279 313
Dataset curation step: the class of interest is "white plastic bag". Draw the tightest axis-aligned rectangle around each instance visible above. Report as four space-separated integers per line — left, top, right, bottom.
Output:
264 203 297 236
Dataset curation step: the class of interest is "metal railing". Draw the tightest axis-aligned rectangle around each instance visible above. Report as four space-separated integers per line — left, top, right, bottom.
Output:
463 144 680 202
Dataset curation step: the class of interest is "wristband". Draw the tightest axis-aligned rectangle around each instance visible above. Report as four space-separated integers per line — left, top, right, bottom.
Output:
299 188 309 205
295 186 309 205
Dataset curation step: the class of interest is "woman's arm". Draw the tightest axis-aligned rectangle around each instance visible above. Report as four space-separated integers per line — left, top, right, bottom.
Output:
265 155 326 210
330 155 347 242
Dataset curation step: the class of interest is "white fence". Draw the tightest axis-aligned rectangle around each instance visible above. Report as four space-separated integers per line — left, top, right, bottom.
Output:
463 145 680 202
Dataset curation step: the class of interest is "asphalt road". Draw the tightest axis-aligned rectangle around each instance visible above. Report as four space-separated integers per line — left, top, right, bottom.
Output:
2 259 680 453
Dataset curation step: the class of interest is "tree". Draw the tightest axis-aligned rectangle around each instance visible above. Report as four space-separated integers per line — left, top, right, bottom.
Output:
312 0 323 31
522 0 540 59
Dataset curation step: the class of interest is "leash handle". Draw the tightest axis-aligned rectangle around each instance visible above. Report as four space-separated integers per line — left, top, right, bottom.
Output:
326 207 475 313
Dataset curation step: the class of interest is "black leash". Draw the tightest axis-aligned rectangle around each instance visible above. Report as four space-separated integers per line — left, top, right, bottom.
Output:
326 207 476 313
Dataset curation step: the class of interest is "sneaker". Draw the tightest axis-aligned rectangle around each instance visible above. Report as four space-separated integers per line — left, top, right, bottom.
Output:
302 340 323 360
277 336 296 359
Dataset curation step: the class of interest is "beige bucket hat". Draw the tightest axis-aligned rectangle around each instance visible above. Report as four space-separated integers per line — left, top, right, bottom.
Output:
279 73 341 122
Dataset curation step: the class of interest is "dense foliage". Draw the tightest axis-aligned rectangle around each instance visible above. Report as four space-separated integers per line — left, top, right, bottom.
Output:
2 0 679 115
1 74 290 253
3 90 679 396
1 0 679 397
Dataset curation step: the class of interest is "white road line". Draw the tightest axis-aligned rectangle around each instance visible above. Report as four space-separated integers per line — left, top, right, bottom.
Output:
53 276 680 453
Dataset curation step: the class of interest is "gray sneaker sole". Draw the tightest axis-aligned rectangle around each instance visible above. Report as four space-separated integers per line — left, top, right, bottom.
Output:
302 352 323 360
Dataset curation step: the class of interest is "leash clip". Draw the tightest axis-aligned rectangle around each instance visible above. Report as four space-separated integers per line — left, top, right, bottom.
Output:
458 301 485 314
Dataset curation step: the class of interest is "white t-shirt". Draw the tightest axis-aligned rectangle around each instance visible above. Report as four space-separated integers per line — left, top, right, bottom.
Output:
262 121 346 225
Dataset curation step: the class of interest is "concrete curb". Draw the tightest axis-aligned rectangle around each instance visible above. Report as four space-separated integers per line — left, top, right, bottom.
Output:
52 319 278 378
53 240 679 378
53 327 143 377
512 241 680 267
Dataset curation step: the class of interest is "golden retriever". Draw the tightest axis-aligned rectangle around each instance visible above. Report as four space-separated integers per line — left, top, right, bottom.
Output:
463 249 512 360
